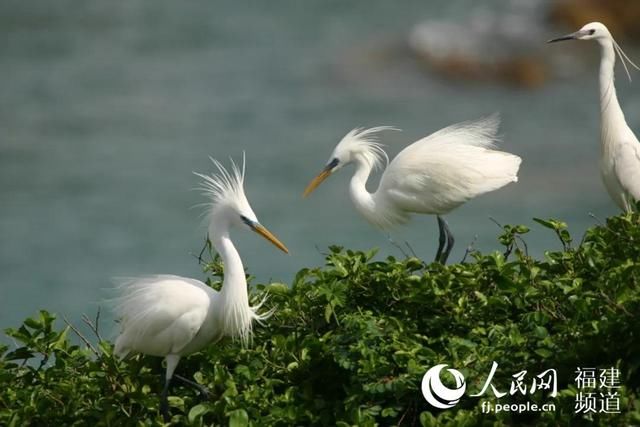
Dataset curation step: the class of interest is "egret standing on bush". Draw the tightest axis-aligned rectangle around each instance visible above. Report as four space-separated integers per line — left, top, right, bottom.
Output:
113 156 288 421
549 22 640 212
303 116 521 264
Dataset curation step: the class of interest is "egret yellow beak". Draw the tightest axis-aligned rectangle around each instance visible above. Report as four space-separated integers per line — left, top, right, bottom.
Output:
303 168 333 197
253 224 289 253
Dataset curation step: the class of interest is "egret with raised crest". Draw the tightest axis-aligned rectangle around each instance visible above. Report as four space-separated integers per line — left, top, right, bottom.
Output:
303 116 521 264
113 156 288 421
549 22 640 212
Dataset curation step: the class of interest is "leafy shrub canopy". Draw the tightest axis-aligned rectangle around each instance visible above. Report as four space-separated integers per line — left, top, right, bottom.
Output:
1 214 639 426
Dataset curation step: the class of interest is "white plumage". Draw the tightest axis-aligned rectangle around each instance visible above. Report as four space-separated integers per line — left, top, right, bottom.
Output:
112 156 288 421
304 115 521 263
374 115 520 226
549 22 640 212
114 276 218 358
113 274 267 360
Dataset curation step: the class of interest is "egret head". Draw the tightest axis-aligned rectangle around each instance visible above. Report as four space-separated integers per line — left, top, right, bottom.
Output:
195 155 288 253
303 127 396 196
548 22 640 81
548 22 611 43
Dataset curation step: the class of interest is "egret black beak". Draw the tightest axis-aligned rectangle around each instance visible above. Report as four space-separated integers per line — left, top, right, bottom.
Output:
548 30 584 43
252 223 289 253
303 158 339 197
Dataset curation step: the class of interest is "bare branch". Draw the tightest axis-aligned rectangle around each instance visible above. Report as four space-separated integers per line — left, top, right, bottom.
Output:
63 316 100 357
488 216 503 229
387 234 409 258
461 235 478 263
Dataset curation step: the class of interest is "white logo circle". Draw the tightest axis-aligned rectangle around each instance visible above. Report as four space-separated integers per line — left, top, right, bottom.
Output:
421 364 466 409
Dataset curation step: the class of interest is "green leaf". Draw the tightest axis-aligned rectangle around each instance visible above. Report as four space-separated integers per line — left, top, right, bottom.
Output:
266 282 289 295
419 411 437 427
4 347 34 361
324 304 333 323
52 326 69 350
534 348 553 358
228 409 249 427
188 403 213 423
167 396 184 410
533 218 566 230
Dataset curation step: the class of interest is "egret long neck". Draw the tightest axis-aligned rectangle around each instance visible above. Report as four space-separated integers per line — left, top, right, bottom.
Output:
211 230 249 309
599 38 627 149
349 159 379 225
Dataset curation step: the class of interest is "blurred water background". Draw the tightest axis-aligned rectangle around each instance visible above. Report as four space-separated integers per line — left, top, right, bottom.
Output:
1 0 639 334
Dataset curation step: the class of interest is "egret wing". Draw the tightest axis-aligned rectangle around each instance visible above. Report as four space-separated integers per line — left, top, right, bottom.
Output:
380 150 479 214
114 275 214 357
377 117 520 215
614 139 640 208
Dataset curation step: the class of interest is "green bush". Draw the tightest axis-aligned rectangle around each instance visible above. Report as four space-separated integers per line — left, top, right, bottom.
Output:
1 214 639 426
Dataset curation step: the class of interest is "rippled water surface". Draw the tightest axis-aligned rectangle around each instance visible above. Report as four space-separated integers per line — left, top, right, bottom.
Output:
1 0 639 332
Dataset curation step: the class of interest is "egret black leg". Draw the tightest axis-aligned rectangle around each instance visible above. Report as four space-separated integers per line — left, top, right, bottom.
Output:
175 374 211 400
160 375 172 422
440 218 455 264
435 216 447 263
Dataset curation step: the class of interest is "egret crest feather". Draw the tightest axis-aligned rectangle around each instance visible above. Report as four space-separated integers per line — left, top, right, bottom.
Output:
336 126 398 170
193 154 251 221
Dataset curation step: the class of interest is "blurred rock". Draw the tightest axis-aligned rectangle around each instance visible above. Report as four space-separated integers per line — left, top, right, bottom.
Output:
409 17 549 89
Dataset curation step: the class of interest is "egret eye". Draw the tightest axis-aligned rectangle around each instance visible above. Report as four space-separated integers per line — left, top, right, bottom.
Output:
588 29 595 35
327 157 339 169
240 215 253 227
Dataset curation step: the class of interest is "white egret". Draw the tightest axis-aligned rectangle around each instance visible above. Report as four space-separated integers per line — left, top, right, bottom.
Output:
303 116 521 263
549 22 640 212
113 157 288 421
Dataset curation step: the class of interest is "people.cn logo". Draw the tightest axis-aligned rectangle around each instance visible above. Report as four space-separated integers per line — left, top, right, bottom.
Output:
421 364 466 409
